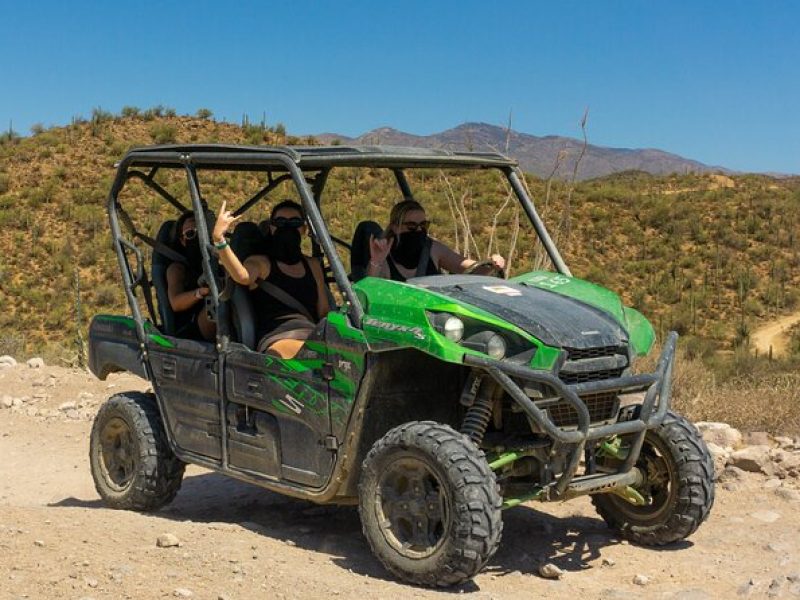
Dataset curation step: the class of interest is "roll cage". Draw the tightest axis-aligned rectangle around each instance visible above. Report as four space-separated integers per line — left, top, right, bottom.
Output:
107 144 570 349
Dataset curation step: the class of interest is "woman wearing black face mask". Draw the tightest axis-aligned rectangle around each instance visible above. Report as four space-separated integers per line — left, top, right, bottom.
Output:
165 212 216 341
366 200 506 281
213 199 330 358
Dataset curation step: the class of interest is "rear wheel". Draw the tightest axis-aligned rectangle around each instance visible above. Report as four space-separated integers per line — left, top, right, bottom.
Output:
591 408 714 545
359 421 502 587
90 392 184 511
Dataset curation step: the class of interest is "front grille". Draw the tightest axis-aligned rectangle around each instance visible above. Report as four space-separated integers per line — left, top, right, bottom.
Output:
559 368 626 385
563 346 625 360
542 392 619 428
559 345 628 384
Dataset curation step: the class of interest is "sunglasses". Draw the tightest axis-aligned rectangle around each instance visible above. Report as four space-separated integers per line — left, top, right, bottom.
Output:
271 216 305 229
181 228 197 240
402 219 431 232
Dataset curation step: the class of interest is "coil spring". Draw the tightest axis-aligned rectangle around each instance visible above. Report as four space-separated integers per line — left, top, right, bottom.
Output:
461 379 494 444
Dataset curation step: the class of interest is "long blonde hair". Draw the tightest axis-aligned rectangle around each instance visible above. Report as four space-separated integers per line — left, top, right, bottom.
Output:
386 199 424 241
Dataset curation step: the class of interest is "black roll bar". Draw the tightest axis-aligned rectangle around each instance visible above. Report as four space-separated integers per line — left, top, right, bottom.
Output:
505 167 571 276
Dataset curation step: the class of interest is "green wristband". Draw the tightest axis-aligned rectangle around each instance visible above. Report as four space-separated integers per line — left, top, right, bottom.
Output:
214 239 229 250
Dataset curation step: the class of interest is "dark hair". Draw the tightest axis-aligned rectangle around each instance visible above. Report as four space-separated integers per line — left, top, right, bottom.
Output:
270 199 305 220
173 211 195 245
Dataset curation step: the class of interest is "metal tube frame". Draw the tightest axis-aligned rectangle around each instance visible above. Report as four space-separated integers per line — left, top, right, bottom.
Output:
505 167 571 276
464 331 678 499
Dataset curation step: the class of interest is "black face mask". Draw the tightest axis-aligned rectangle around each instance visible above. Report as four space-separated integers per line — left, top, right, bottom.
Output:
271 227 303 265
183 239 203 267
391 231 428 269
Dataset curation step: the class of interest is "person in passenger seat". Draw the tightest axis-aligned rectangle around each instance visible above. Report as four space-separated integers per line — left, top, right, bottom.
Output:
213 199 330 358
364 199 506 281
166 212 216 341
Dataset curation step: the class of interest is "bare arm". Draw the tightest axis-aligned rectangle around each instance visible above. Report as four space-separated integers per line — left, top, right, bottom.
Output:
308 259 331 319
431 240 505 275
212 199 261 285
431 239 472 274
166 262 209 312
365 234 391 279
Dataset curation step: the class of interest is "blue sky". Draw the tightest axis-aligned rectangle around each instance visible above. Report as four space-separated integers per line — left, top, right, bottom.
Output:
1 1 798 173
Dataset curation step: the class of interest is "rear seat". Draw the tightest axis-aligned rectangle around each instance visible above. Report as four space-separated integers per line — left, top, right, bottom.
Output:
226 222 268 349
151 220 185 336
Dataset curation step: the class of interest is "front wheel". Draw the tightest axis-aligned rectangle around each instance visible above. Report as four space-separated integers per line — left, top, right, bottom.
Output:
592 409 714 545
358 421 503 587
89 392 185 511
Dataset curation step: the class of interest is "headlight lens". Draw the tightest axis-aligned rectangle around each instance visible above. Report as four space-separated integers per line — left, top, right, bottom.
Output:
462 330 507 359
442 316 465 342
430 312 465 342
486 334 507 359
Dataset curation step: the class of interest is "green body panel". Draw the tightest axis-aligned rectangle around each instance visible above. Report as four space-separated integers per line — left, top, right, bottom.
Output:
354 276 556 367
353 269 657 368
95 314 175 348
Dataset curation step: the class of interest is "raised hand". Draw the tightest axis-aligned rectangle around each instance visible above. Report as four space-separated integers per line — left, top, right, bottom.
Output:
213 200 241 242
369 234 391 265
490 253 506 270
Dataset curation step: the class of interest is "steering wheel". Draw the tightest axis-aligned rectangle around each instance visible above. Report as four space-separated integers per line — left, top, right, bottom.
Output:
463 260 505 278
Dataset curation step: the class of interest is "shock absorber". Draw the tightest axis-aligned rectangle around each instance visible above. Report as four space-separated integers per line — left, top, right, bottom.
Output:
461 376 495 445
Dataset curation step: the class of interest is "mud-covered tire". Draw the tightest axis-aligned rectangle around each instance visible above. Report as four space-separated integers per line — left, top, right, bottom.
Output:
358 421 503 587
591 409 714 545
89 392 185 511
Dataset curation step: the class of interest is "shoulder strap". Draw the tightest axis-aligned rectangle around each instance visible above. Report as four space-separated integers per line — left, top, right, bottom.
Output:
116 204 187 264
415 238 433 278
256 278 315 323
139 231 188 264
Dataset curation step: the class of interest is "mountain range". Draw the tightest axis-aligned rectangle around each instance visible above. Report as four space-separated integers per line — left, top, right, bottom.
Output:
314 122 729 181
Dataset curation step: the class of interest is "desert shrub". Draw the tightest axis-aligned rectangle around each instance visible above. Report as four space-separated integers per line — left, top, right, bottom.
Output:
0 129 20 145
94 284 118 306
30 123 45 135
143 105 167 120
196 108 213 119
121 106 141 118
0 173 9 194
149 123 177 144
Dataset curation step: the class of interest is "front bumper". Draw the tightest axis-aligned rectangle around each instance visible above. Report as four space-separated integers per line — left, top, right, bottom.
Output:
463 331 678 500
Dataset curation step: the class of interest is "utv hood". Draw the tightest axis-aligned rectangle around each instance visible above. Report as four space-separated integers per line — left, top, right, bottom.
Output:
415 274 629 350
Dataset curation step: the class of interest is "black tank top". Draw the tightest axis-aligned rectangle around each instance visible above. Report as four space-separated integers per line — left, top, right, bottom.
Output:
386 256 440 282
251 256 319 341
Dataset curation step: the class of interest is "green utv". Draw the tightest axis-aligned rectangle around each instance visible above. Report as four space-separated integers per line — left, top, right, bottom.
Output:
88 145 714 587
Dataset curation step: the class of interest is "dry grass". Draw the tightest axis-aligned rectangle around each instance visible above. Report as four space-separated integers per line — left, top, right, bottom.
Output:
651 347 800 435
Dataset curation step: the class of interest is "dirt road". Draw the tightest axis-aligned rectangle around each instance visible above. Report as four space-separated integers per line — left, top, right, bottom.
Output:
751 311 800 358
1 363 799 599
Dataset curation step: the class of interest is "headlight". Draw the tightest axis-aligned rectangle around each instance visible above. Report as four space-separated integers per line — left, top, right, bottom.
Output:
462 331 507 360
486 334 507 359
431 313 464 342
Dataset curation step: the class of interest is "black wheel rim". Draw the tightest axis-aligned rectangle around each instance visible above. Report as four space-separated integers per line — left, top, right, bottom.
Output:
375 455 450 559
607 433 676 523
99 416 137 491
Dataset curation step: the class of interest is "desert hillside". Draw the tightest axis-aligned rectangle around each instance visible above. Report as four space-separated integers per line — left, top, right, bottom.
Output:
1 110 799 364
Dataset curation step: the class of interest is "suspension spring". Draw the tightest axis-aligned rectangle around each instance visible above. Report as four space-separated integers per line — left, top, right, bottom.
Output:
461 377 495 445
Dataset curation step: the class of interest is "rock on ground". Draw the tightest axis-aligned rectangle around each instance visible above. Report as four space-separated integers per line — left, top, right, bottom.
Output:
731 446 773 475
0 355 17 368
696 422 743 449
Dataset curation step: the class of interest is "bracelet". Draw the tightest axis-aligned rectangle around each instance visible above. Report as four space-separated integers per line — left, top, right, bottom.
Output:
214 239 229 250
369 260 383 268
